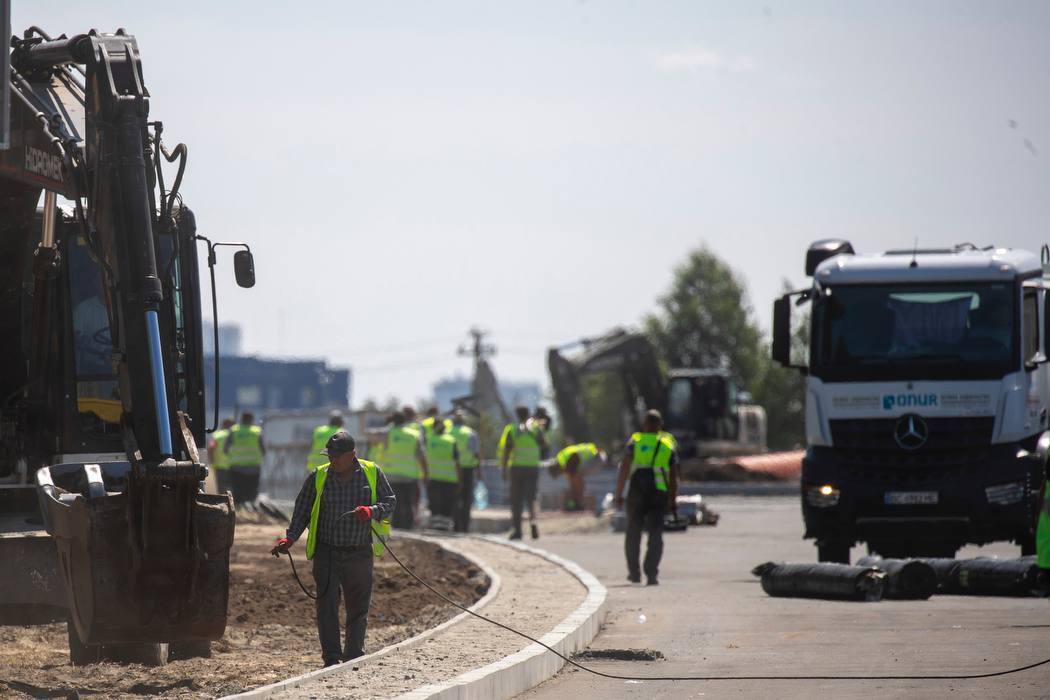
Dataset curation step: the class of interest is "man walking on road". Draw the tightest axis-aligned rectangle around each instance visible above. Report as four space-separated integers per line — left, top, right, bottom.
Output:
224 411 265 506
501 406 547 540
272 431 395 667
614 410 679 585
450 410 481 533
382 411 428 529
307 410 345 472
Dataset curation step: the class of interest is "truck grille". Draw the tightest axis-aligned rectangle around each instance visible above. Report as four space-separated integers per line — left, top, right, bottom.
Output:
829 417 995 482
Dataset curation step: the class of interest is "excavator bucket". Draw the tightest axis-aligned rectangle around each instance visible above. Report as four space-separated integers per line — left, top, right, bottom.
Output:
36 461 234 645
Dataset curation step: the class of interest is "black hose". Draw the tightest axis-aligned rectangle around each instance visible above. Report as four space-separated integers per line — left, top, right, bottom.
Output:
280 525 1050 682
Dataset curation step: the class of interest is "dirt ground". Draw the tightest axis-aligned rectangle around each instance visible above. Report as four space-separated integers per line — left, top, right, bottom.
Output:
0 524 488 699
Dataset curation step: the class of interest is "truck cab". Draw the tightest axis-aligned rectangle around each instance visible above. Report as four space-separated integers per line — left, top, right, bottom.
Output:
773 240 1048 561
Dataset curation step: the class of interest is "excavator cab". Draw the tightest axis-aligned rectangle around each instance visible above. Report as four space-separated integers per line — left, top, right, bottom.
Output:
0 28 247 662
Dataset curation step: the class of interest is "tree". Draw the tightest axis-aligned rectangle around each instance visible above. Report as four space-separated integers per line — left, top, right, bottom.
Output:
644 248 806 451
644 246 764 389
752 281 808 450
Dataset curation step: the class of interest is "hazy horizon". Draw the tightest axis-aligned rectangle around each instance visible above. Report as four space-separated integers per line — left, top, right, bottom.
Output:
18 1 1050 407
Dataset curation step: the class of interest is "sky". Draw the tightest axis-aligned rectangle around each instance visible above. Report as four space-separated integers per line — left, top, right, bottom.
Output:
18 1 1050 407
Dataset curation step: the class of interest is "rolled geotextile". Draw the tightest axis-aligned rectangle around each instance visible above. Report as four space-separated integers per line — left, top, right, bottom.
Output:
856 556 937 600
919 556 1045 597
913 558 961 590
752 562 885 601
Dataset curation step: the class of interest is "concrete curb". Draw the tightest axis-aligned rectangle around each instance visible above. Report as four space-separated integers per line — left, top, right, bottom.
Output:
395 536 608 700
221 533 503 699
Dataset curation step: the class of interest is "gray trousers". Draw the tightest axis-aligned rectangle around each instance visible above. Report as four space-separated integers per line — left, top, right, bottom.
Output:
625 470 665 579
455 468 476 533
509 467 539 536
389 479 418 529
312 544 374 662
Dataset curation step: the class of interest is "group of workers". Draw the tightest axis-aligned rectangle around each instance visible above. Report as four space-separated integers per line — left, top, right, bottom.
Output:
261 403 681 667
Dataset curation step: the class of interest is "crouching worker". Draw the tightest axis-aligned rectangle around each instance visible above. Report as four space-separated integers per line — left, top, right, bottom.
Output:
271 431 395 667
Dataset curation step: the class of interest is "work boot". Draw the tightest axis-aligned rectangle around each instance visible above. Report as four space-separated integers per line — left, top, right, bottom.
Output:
323 658 342 668
627 572 641 583
509 531 523 541
646 577 659 586
531 523 539 540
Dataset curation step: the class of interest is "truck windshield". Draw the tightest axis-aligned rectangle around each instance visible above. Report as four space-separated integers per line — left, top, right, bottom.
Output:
812 282 1016 381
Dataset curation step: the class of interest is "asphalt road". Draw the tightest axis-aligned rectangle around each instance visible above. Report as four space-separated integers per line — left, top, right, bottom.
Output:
518 496 1049 699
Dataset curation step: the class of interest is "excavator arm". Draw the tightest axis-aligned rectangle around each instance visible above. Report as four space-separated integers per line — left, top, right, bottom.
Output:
547 329 667 444
0 29 241 656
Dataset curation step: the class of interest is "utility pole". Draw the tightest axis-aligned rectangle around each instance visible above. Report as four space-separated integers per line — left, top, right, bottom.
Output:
458 327 497 366
458 327 510 425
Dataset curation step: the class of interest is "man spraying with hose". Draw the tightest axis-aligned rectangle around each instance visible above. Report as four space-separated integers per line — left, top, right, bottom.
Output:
272 432 395 666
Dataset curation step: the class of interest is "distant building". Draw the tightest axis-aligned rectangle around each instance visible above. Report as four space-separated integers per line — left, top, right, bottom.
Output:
204 322 243 357
433 374 471 411
432 373 542 412
205 355 351 420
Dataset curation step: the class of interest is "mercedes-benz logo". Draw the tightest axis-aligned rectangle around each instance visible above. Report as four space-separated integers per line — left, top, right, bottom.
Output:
894 413 929 450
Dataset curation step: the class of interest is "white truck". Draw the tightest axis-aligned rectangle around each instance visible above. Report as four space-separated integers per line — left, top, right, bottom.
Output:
773 240 1048 562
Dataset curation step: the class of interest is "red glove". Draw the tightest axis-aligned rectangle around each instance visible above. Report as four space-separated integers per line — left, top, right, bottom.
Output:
353 506 373 522
270 537 291 557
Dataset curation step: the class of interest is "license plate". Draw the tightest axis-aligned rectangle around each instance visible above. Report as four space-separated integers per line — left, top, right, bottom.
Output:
884 491 939 505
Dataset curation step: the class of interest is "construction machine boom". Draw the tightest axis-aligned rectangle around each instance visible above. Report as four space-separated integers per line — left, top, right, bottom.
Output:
548 329 766 457
0 28 250 662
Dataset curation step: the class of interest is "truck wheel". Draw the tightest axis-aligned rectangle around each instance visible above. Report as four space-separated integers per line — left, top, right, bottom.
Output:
66 620 100 666
817 541 850 563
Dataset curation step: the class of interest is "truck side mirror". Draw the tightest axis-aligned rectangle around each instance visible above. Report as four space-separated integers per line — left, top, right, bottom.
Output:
772 296 791 366
773 290 811 370
233 250 256 288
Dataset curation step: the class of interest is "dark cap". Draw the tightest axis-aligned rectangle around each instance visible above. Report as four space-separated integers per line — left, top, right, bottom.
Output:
321 431 356 456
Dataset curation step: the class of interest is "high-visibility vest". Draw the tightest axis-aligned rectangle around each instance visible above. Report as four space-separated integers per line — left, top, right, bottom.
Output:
557 443 599 468
227 424 263 467
383 425 422 480
1037 485 1050 569
307 424 344 472
500 423 541 467
629 432 674 492
427 432 458 483
211 429 231 470
450 424 479 468
305 460 391 560
421 416 452 441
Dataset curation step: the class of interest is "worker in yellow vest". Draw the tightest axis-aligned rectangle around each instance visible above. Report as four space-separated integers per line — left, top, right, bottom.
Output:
500 405 547 540
614 410 679 585
421 406 452 441
224 411 266 506
450 410 481 532
382 411 428 529
307 411 346 472
425 418 460 523
555 441 603 512
207 417 235 495
272 431 395 667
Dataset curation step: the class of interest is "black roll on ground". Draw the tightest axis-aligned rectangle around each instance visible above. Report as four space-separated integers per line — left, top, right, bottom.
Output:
752 562 885 601
856 556 938 600
918 556 1046 597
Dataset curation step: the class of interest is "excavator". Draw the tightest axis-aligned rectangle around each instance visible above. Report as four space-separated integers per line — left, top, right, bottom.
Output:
0 27 252 664
548 329 767 459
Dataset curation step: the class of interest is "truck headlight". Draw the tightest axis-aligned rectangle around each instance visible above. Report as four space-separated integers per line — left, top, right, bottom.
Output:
806 484 840 508
984 482 1025 506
